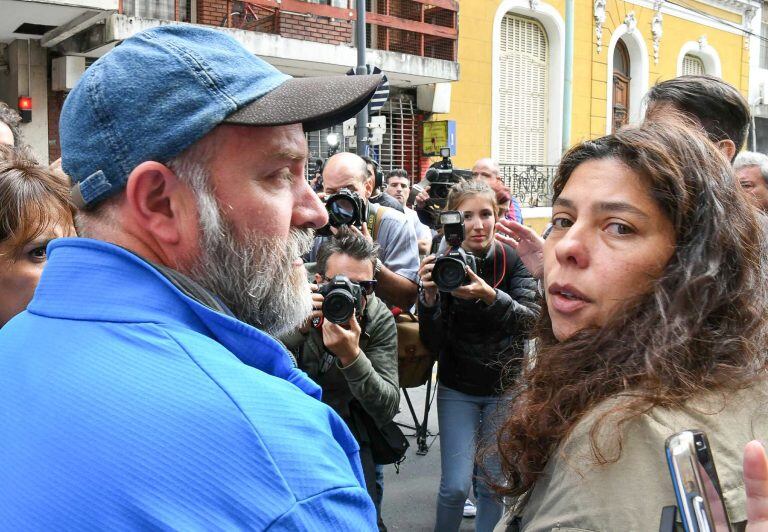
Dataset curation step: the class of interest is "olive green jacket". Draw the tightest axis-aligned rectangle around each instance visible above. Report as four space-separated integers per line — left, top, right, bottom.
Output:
279 294 400 428
496 380 768 532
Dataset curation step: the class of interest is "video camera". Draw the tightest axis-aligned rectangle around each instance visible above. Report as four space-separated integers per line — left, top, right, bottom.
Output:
431 211 477 292
319 274 365 324
416 147 472 229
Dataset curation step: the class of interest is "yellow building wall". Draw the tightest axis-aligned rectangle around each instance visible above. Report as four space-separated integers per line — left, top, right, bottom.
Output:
440 0 750 169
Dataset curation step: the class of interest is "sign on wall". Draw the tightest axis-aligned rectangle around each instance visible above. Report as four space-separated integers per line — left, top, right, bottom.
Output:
422 120 456 156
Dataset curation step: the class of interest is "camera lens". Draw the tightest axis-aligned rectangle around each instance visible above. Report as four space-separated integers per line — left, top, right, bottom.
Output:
327 197 356 226
433 258 466 292
322 289 356 324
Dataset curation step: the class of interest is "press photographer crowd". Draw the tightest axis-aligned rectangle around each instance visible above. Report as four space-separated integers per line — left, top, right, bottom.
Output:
2 24 768 532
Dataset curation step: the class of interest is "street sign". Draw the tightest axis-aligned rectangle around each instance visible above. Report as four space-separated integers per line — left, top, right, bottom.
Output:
343 115 387 146
422 120 456 156
347 65 389 114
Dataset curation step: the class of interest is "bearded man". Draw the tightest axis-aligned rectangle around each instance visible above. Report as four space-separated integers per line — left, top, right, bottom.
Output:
0 25 382 529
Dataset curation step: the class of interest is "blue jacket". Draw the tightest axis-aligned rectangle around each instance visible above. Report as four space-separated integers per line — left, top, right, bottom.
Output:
0 238 377 530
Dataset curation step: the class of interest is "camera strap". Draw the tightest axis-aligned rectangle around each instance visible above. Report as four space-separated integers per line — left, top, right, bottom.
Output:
367 204 390 241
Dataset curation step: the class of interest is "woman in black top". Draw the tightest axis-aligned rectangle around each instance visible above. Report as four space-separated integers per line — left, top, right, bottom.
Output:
418 180 539 532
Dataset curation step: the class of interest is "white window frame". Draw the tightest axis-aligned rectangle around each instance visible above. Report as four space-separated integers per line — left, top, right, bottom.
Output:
676 41 722 77
605 25 650 134
491 0 564 166
498 14 549 165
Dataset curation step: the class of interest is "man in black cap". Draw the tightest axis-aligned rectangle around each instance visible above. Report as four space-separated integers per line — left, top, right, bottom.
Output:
0 24 382 529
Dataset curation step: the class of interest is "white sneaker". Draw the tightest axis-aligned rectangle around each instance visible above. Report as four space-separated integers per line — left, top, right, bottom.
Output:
463 498 477 518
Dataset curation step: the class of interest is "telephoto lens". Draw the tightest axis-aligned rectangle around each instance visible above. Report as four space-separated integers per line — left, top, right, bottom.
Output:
319 275 364 324
325 188 365 228
432 210 477 291
432 248 477 292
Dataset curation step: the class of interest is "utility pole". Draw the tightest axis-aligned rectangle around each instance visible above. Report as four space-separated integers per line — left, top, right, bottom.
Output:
355 0 369 156
562 0 574 153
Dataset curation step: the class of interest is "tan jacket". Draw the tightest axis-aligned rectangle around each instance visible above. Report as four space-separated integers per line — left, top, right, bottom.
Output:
496 381 768 532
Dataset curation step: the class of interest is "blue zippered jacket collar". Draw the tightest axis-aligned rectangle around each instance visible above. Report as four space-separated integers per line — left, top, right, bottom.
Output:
30 238 322 399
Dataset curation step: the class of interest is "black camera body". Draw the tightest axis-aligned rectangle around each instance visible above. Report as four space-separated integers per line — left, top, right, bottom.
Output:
323 188 366 230
319 274 364 324
432 211 477 292
417 148 472 229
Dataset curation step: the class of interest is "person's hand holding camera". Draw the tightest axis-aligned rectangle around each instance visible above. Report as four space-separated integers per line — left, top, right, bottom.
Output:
414 186 431 210
299 284 325 334
418 254 439 307
345 222 374 245
451 266 496 305
321 314 361 367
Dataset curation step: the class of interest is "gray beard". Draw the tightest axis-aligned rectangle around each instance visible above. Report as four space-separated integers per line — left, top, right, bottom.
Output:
188 191 314 337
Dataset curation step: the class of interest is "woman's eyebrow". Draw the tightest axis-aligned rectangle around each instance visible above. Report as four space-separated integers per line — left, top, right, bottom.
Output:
554 197 649 220
595 201 650 220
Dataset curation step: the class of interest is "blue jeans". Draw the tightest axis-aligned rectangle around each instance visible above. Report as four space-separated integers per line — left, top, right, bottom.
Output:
435 384 505 532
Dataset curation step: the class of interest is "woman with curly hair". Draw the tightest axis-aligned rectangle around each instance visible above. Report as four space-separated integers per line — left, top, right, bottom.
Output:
494 120 768 531
0 144 74 327
419 179 539 532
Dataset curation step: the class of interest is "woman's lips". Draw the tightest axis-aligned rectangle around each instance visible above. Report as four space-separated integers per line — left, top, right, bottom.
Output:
470 234 486 241
548 283 591 314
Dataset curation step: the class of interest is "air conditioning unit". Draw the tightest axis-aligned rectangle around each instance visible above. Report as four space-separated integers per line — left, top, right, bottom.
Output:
52 56 86 92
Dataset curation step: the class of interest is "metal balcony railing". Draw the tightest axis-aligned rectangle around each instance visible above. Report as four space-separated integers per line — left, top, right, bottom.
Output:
223 0 458 61
499 164 557 208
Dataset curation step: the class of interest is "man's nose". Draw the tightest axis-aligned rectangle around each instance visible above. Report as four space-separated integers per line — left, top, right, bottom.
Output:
293 180 328 229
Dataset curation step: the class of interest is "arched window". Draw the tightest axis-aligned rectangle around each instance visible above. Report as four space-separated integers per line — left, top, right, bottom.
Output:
612 40 630 133
498 14 549 164
682 54 705 76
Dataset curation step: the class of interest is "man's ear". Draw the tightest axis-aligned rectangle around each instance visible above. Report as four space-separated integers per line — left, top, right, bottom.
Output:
314 272 323 284
717 139 737 162
123 161 195 245
364 176 375 198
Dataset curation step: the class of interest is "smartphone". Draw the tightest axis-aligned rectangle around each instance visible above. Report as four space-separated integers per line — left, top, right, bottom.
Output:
665 430 731 532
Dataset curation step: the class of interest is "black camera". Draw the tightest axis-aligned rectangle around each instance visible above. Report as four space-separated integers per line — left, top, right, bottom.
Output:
432 211 477 292
417 148 472 229
325 188 366 229
319 274 364 324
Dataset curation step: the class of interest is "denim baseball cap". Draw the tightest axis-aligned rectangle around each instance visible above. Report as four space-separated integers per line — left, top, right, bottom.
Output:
61 24 382 209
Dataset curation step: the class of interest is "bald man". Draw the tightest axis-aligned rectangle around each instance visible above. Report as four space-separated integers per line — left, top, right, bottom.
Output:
470 157 523 223
314 152 419 309
471 158 499 182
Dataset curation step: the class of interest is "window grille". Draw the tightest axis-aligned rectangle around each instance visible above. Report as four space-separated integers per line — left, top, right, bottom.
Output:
682 54 705 76
761 21 768 70
304 94 420 182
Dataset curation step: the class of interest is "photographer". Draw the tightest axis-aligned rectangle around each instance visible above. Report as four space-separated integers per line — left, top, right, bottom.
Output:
282 231 399 530
315 152 420 310
417 180 539 532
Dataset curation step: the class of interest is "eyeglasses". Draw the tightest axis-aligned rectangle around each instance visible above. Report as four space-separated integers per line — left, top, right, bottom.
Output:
357 280 377 296
322 277 377 296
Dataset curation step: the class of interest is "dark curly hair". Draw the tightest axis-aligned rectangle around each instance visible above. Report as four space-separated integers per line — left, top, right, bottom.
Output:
493 120 768 501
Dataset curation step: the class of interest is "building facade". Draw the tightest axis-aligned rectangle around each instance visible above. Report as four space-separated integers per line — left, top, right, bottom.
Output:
436 0 756 226
0 0 459 181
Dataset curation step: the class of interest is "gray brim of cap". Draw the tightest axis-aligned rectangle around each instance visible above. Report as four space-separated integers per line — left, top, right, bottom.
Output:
224 74 383 132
